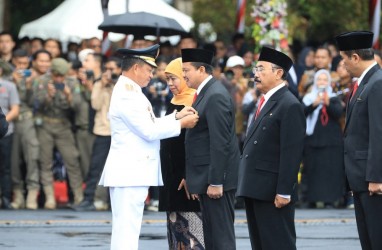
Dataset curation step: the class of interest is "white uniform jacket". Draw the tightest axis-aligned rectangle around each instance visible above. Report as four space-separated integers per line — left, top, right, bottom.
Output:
99 75 181 187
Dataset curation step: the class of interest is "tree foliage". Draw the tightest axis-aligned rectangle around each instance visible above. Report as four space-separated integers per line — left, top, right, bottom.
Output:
9 0 64 37
287 0 369 45
193 0 253 43
192 0 370 46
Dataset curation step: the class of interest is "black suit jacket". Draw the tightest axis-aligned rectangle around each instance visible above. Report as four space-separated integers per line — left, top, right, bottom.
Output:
0 107 8 138
344 64 382 192
237 86 306 201
185 77 240 194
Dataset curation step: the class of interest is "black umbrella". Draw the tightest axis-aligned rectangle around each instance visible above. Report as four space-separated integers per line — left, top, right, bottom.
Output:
98 11 187 36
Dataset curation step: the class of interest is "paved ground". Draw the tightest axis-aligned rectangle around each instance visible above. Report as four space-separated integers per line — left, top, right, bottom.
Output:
0 208 361 249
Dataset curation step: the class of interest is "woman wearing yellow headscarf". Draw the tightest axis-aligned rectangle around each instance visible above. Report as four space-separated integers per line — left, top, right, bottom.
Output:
158 58 204 249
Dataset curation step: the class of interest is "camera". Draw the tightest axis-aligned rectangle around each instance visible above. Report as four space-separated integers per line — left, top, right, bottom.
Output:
224 69 234 80
54 82 65 91
18 69 32 77
111 73 119 82
85 70 94 80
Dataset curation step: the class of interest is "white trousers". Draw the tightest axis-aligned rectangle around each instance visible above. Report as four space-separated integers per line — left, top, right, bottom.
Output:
109 186 149 250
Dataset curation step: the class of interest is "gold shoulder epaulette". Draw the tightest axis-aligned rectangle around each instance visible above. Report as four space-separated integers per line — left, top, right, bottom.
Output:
125 84 134 91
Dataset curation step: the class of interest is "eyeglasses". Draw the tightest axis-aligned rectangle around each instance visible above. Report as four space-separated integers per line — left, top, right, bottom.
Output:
252 66 281 74
90 44 102 48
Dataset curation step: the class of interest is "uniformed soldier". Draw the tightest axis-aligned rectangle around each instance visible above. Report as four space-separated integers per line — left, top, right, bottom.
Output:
10 49 40 209
98 44 199 250
33 58 83 209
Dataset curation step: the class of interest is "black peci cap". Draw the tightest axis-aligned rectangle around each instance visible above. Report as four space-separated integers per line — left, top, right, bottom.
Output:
117 44 160 67
181 48 214 65
258 46 293 72
335 31 373 51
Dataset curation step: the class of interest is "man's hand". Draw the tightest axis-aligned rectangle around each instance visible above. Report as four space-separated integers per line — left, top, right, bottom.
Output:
274 194 291 208
179 113 199 128
369 182 382 196
176 106 197 119
101 71 111 87
178 179 190 200
207 185 223 199
191 194 199 200
47 83 56 98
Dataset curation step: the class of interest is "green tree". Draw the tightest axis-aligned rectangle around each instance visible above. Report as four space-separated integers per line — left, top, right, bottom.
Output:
287 0 369 45
193 0 253 43
8 0 64 38
192 0 370 46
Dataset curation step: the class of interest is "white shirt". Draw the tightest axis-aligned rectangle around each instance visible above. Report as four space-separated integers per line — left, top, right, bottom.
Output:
196 75 213 94
357 62 377 86
259 82 286 111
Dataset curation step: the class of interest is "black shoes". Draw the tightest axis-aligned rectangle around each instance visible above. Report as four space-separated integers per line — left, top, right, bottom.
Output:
72 200 96 211
1 197 14 209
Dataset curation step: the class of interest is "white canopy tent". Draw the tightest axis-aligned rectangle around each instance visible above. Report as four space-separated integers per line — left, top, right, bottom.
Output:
18 0 194 44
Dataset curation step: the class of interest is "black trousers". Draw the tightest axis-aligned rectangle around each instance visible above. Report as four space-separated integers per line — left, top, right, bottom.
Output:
244 197 296 250
83 135 111 201
353 191 382 250
199 190 236 250
0 134 13 199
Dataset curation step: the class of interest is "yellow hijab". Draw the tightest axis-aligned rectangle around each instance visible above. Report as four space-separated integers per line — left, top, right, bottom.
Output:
165 57 196 106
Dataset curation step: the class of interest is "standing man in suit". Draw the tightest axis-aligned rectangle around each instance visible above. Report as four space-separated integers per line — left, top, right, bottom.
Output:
335 31 382 250
98 44 199 250
182 48 240 250
237 47 306 250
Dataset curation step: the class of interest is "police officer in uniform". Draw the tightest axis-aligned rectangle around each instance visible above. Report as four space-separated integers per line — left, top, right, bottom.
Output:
99 44 199 250
33 58 83 209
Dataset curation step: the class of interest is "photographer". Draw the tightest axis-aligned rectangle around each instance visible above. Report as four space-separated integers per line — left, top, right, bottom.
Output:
73 57 121 211
146 56 171 118
33 58 83 209
10 49 41 209
302 69 345 208
74 51 103 179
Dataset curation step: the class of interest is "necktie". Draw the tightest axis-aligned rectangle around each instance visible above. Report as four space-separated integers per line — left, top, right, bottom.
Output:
350 81 358 101
192 93 198 104
254 96 265 120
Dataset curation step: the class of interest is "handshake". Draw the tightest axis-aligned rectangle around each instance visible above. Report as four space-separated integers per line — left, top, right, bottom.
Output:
175 106 199 129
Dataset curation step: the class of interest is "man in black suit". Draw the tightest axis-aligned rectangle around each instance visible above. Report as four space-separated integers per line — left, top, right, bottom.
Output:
0 107 8 138
335 31 382 250
237 46 306 250
182 48 240 250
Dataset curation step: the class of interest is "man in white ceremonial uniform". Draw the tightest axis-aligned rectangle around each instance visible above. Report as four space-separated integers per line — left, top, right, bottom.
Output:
99 44 199 250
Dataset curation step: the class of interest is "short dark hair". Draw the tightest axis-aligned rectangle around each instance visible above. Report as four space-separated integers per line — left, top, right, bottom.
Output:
315 46 332 57
0 31 14 41
190 62 213 74
107 56 122 68
13 49 29 58
121 57 146 71
32 49 52 61
343 48 374 61
44 38 62 54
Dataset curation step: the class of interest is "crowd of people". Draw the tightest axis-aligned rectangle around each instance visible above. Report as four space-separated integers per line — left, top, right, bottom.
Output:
1 28 382 249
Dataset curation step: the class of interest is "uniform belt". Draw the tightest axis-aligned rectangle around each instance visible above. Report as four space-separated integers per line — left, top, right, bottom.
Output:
43 116 66 124
17 111 33 121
